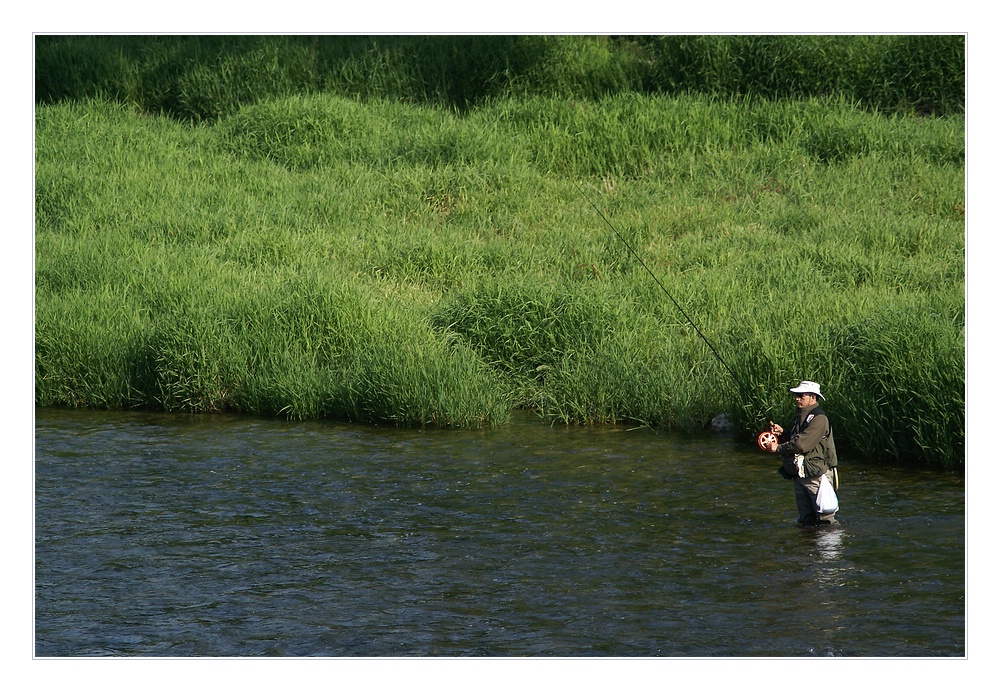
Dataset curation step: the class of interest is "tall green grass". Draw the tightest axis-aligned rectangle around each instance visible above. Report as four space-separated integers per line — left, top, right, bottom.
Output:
35 249 512 427
35 35 964 118
35 88 964 466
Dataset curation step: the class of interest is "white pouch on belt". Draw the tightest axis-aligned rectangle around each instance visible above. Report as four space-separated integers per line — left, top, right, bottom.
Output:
816 473 839 514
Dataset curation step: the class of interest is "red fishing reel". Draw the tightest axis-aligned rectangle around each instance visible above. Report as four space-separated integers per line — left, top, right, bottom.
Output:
757 430 778 452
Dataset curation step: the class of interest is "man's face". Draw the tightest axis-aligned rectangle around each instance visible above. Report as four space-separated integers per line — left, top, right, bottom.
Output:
795 392 817 409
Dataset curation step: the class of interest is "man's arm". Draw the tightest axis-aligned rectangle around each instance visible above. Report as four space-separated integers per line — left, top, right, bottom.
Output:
777 414 829 455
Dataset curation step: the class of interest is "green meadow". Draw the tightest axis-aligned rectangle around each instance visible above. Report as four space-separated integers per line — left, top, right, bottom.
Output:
34 36 965 467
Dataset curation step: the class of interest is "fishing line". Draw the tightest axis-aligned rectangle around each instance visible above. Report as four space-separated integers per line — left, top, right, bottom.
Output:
574 181 764 417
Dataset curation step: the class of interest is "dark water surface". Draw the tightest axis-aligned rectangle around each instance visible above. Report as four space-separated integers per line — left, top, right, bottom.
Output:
34 408 965 657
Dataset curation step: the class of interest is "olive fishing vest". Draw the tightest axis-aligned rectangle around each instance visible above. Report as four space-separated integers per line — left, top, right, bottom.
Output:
783 406 838 477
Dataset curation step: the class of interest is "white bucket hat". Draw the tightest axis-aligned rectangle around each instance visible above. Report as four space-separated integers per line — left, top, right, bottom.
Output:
789 380 824 400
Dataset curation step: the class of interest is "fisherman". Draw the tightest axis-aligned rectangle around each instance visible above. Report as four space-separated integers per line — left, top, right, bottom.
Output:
762 380 839 527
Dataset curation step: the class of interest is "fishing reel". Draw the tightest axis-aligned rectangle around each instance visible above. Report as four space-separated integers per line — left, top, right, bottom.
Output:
757 430 778 452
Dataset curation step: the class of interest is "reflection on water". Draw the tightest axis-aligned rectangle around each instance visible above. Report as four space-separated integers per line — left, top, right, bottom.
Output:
34 408 965 657
808 529 850 647
815 528 845 563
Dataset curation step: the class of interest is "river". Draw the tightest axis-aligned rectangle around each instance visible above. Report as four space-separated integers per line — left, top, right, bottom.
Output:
34 407 965 657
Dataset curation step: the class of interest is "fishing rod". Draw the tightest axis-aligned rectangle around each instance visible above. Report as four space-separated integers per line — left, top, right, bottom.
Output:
574 181 766 421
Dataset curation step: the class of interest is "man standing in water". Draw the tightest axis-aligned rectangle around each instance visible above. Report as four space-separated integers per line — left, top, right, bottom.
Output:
763 380 839 527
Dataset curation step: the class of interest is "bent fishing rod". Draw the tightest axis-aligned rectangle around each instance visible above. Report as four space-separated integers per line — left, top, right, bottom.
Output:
574 181 768 423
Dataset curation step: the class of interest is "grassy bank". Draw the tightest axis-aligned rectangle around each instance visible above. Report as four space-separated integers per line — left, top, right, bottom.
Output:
35 35 964 117
35 87 964 467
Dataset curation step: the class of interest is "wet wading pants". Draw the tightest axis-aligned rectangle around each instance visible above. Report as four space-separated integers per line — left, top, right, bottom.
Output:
793 470 837 525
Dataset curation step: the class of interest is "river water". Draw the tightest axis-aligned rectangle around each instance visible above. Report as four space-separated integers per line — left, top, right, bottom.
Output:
34 407 965 657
